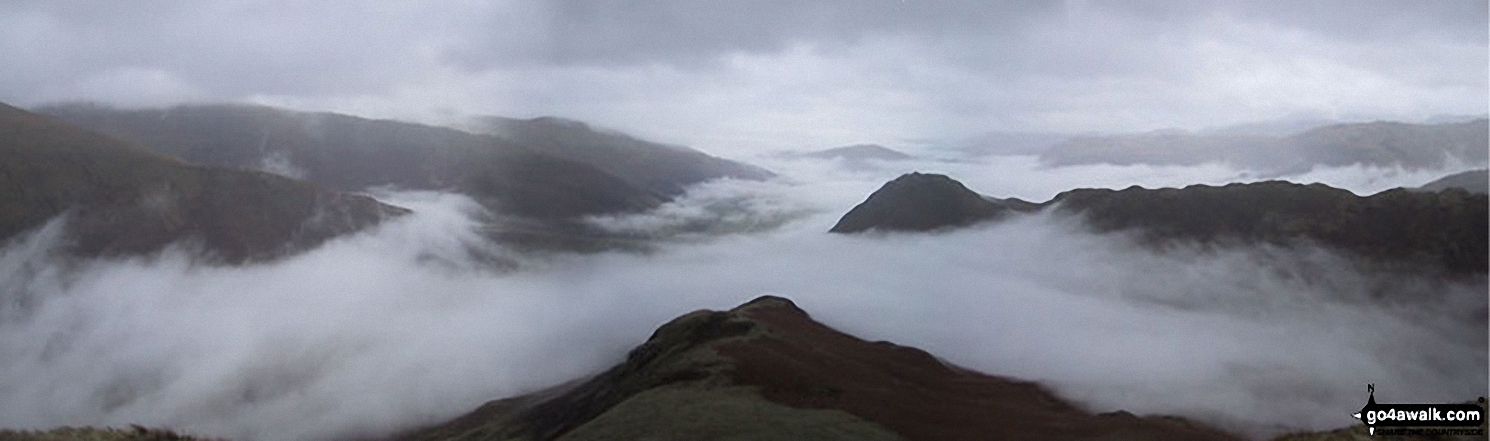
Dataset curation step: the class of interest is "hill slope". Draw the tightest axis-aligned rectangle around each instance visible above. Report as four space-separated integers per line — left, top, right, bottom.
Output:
37 104 664 220
0 102 405 263
395 296 1242 441
829 173 1036 233
463 116 773 198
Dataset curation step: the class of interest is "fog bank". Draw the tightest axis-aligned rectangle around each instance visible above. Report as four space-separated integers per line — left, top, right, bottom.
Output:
0 160 1483 440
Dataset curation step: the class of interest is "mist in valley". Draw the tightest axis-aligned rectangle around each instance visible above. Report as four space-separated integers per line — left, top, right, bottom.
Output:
2 2 1486 440
0 157 1481 441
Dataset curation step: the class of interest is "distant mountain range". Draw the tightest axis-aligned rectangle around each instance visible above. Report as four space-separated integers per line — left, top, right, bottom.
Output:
462 116 773 198
795 144 915 161
0 103 405 263
30 103 774 254
833 173 1488 275
39 104 633 220
1040 119 1489 175
394 296 1244 441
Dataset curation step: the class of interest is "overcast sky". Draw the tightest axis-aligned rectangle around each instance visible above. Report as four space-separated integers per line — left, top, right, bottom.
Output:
2 0 1486 153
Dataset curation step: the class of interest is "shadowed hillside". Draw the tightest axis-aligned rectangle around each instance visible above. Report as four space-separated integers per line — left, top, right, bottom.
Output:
37 104 666 220
0 103 405 263
394 296 1244 441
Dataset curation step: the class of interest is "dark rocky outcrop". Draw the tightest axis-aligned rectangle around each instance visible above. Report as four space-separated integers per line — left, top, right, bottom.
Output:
394 296 1244 441
833 173 1488 274
829 173 1036 233
0 102 406 263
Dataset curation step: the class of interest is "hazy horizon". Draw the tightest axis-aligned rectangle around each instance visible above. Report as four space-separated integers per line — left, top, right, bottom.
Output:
3 1 1486 155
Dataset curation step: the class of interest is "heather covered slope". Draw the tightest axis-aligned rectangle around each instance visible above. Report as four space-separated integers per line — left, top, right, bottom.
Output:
396 296 1243 441
464 116 774 198
832 173 1488 275
0 102 405 263
37 104 664 220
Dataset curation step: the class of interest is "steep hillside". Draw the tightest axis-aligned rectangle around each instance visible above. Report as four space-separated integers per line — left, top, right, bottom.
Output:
37 104 663 220
833 173 1488 275
394 296 1243 441
464 116 773 198
0 102 405 263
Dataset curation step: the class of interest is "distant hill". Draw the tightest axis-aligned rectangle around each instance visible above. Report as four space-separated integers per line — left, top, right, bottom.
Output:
1418 169 1488 194
833 173 1488 275
37 104 668 220
394 296 1243 441
1041 119 1490 175
798 144 915 161
463 116 773 198
0 102 405 263
829 173 1035 233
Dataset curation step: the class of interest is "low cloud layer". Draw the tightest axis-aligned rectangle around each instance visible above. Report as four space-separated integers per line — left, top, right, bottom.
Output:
1 159 1483 440
2 1 1485 154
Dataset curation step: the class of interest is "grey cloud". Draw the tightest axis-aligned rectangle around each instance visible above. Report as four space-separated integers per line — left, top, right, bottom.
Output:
0 0 1484 151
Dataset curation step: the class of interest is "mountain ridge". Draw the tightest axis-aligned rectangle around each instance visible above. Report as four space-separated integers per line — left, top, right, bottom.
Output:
831 173 1488 275
36 104 678 220
463 115 774 199
1040 119 1490 175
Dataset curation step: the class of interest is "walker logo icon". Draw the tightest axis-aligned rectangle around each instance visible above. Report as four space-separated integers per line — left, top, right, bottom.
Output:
1351 384 1485 436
